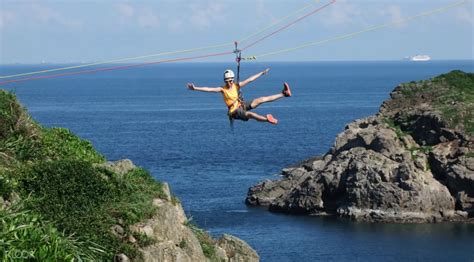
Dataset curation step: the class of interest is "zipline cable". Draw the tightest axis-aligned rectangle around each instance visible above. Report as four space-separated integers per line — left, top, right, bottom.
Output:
241 0 336 51
238 0 322 43
1 0 466 85
0 0 325 80
0 51 233 85
0 42 232 79
243 0 469 60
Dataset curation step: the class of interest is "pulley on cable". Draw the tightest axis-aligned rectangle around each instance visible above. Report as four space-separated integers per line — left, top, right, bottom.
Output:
233 41 244 102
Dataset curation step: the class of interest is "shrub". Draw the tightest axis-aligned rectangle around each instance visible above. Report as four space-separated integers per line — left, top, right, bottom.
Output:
434 70 474 93
383 118 406 139
40 127 105 163
186 220 218 260
433 71 474 135
0 173 15 199
17 160 166 259
133 232 156 247
18 160 113 246
0 92 104 164
0 91 42 164
0 91 39 141
0 205 105 261
106 168 166 225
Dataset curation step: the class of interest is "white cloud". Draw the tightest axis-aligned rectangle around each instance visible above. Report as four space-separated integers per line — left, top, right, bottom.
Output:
387 5 403 23
28 3 83 28
378 5 406 28
30 4 58 24
321 0 362 26
115 3 160 29
137 9 160 28
456 7 473 24
117 3 134 18
0 10 16 28
116 3 134 25
168 19 183 33
321 2 408 29
0 2 82 29
190 12 211 28
189 1 226 30
256 0 276 22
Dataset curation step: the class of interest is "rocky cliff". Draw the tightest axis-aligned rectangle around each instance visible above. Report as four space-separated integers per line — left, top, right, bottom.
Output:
246 70 473 223
110 160 259 262
0 90 259 261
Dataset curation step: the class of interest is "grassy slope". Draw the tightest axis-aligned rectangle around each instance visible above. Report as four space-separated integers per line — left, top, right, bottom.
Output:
0 90 168 260
434 70 474 135
397 70 473 136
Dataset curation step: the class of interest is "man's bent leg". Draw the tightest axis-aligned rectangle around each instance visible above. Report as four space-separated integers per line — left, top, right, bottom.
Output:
245 111 267 122
245 112 278 124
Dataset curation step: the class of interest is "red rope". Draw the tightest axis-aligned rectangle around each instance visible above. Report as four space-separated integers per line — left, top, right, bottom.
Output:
0 51 233 85
0 1 336 85
241 0 336 51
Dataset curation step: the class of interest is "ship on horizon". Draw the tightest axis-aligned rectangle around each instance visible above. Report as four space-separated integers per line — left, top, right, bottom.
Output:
409 55 431 61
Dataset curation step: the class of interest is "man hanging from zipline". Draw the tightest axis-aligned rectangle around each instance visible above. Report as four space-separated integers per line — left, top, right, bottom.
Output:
186 68 291 125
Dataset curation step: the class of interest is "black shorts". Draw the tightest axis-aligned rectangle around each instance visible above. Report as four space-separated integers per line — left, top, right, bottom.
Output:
230 100 253 121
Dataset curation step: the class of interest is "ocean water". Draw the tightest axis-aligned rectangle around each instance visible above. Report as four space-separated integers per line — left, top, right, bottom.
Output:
2 61 474 262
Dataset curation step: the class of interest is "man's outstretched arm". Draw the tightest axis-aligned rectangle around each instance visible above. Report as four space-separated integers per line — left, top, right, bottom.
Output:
187 83 222 93
239 68 270 88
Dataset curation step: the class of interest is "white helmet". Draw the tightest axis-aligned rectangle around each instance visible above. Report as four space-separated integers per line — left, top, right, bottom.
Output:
223 69 235 80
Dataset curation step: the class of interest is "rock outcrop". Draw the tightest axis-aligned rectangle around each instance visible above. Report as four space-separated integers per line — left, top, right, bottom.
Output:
0 90 259 261
246 70 474 223
104 160 259 262
135 182 259 262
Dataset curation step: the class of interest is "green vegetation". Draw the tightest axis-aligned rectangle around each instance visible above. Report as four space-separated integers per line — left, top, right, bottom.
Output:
0 91 40 165
399 84 418 99
171 195 181 206
0 91 39 140
465 152 474 158
0 91 103 165
185 219 218 260
3 160 166 260
398 70 474 135
40 128 105 163
434 71 474 135
133 232 156 247
383 118 407 139
179 239 188 249
0 205 105 261
408 146 433 164
434 70 474 93
18 160 112 240
0 90 168 260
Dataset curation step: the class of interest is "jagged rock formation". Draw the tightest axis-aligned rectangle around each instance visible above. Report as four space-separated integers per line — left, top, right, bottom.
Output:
134 183 259 262
246 70 473 223
103 160 260 262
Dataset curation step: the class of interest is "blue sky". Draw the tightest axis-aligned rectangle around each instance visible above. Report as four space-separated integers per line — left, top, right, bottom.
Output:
0 0 472 63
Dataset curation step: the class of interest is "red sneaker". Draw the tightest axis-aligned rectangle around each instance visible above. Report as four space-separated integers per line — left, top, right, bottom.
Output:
266 114 278 125
282 82 292 97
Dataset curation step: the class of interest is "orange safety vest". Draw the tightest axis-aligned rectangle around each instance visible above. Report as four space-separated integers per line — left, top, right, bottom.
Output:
221 83 242 114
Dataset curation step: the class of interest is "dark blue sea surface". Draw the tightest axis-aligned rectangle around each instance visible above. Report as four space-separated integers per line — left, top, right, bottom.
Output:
2 61 473 262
